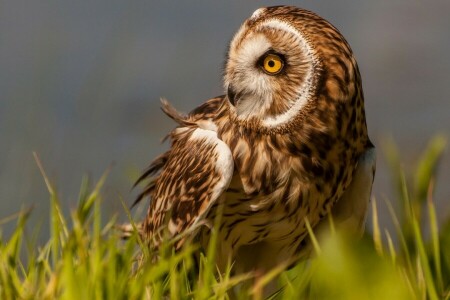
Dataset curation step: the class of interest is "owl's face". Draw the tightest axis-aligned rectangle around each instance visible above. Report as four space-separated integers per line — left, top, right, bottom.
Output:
224 6 359 131
225 7 317 128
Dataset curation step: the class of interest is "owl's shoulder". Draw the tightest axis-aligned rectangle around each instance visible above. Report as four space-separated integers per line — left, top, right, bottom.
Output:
188 95 226 122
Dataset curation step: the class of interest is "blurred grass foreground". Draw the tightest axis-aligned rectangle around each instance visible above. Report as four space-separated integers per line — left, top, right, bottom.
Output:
0 136 449 300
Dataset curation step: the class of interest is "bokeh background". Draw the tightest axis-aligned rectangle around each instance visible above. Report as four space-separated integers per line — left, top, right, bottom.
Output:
1 1 449 240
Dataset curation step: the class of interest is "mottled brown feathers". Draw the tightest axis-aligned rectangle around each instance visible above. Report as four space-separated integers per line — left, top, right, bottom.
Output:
135 5 374 274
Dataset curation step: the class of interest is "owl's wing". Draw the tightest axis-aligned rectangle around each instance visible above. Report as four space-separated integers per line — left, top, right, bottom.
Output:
312 147 376 240
331 146 376 232
137 99 233 248
297 146 376 258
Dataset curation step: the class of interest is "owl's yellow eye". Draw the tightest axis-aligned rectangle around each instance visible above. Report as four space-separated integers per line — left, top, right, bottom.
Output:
262 53 284 75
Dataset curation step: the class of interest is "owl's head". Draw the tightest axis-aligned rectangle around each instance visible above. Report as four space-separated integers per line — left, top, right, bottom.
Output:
225 6 362 133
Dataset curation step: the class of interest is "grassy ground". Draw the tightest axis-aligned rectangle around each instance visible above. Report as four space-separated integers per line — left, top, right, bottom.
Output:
1 136 449 300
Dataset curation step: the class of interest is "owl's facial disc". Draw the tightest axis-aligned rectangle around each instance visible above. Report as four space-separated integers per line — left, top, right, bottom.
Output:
225 16 317 128
227 50 285 107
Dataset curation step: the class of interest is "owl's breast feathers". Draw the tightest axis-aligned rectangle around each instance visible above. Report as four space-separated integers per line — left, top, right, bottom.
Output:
137 95 373 256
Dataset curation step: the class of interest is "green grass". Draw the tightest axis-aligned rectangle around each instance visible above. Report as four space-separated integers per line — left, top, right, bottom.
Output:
1 136 449 300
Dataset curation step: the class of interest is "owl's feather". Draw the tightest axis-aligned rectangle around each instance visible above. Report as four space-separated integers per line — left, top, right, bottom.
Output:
135 6 375 282
140 101 234 248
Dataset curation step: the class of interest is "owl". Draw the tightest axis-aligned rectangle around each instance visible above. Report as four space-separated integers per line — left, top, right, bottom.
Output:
134 5 375 276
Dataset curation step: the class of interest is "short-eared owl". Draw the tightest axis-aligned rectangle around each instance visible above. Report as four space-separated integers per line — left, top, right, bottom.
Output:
135 5 375 274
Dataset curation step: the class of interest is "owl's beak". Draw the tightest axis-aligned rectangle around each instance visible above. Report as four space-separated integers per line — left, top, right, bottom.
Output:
227 85 237 106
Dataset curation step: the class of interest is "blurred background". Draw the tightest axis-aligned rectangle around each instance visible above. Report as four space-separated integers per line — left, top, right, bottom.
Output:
1 0 449 240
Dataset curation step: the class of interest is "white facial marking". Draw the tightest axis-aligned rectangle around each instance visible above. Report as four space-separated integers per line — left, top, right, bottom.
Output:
227 17 317 128
237 34 271 68
229 34 273 119
259 19 316 127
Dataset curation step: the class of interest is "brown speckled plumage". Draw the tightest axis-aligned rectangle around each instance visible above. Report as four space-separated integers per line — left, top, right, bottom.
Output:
135 5 375 275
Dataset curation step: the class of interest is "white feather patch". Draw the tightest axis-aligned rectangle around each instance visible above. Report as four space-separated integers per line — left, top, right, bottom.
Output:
237 34 271 68
250 7 265 20
189 128 234 224
231 34 274 119
258 19 317 128
196 118 218 132
226 17 318 127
